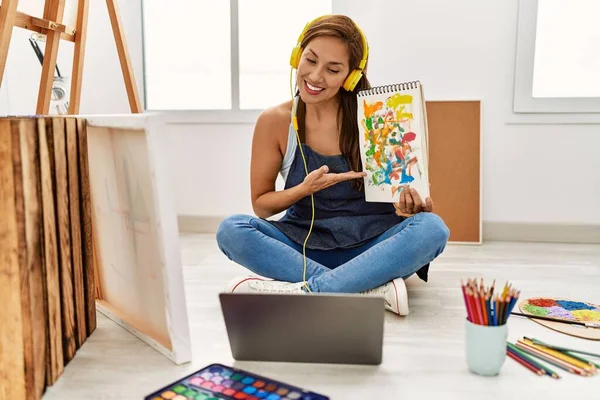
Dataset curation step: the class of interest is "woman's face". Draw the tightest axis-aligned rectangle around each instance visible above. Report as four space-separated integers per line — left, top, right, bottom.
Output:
296 35 350 105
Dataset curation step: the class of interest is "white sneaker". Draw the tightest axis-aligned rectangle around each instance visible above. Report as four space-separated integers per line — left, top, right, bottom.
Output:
361 277 409 316
226 275 307 294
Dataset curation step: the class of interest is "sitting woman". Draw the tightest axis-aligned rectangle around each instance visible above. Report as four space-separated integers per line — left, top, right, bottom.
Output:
216 14 449 315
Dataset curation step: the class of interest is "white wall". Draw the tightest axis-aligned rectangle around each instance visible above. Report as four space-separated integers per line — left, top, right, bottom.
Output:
0 0 144 115
165 123 257 216
3 0 598 227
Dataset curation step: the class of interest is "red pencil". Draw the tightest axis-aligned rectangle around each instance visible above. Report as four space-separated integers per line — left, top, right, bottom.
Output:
473 289 484 325
467 287 479 324
461 280 473 322
507 350 544 376
479 288 488 325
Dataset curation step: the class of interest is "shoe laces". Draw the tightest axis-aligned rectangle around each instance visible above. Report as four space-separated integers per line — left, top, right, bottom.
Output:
248 280 304 293
363 282 391 297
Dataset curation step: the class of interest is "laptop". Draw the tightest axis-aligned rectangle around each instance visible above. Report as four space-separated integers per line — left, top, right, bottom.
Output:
219 292 385 365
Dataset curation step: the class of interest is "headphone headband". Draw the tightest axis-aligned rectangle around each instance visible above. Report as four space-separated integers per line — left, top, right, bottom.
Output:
289 14 369 92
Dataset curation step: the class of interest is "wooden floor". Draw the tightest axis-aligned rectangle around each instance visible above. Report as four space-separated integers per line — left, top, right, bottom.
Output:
43 235 600 399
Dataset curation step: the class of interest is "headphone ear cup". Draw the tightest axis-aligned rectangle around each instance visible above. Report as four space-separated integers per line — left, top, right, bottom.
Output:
343 70 363 91
290 45 302 69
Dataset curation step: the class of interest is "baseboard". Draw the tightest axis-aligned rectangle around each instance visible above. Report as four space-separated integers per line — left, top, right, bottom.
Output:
177 215 224 233
483 222 600 244
177 215 600 244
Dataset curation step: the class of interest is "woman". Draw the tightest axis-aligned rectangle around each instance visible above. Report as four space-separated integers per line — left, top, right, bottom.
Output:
216 14 449 315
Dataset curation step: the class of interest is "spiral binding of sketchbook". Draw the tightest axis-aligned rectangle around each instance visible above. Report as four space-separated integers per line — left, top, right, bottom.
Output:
357 80 422 96
356 80 430 204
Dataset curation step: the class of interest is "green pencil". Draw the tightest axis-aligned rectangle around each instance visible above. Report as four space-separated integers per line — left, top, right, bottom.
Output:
507 342 560 379
562 351 600 370
526 337 600 369
527 337 600 360
514 342 575 375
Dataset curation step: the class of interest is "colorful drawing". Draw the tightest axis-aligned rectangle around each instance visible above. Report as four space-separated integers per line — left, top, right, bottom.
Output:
357 82 429 203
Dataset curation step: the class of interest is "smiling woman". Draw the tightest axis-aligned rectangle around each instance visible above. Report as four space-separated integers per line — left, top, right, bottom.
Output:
298 42 346 97
215 14 450 317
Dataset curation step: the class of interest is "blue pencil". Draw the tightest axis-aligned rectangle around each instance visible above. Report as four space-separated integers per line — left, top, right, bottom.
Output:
504 291 520 324
493 296 499 325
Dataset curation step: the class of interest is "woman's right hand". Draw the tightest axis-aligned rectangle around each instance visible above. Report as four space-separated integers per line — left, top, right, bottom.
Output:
300 165 366 195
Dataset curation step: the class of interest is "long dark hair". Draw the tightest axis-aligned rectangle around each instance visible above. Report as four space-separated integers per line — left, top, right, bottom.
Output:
296 15 371 190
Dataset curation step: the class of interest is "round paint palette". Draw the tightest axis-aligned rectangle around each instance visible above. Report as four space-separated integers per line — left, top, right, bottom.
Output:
518 298 600 340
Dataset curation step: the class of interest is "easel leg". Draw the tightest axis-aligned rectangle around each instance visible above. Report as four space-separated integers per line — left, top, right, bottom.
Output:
0 0 20 89
69 0 90 115
36 0 67 115
105 0 142 113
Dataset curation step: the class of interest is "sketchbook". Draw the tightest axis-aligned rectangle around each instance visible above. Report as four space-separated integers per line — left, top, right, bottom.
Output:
357 81 430 203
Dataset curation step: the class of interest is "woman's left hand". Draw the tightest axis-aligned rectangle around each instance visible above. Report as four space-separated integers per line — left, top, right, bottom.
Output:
394 186 433 217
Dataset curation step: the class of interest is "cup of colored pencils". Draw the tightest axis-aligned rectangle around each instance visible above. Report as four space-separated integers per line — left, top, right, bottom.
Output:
461 278 520 376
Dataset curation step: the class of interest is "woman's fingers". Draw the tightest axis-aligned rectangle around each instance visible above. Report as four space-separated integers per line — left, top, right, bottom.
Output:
411 188 422 211
316 165 329 177
334 171 367 182
398 187 407 212
396 187 433 215
306 169 366 191
424 197 434 212
404 187 414 214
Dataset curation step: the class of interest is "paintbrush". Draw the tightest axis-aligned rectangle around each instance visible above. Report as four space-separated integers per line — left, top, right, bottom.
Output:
511 312 600 329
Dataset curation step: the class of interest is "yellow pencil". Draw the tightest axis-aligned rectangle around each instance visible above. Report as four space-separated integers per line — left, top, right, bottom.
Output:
522 339 594 372
516 341 590 376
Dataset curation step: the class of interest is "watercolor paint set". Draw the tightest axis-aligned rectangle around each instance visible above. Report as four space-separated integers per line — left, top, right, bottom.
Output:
144 363 329 400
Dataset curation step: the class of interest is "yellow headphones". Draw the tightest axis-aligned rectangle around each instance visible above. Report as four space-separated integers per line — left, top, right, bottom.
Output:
289 15 369 93
288 15 368 294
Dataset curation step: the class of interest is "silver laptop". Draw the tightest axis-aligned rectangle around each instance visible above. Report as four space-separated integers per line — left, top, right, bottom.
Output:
219 293 385 365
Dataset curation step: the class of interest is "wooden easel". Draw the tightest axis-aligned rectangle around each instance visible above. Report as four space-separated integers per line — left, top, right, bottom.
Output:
0 0 142 114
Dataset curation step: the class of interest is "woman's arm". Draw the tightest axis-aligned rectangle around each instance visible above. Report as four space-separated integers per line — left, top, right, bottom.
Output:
250 106 308 219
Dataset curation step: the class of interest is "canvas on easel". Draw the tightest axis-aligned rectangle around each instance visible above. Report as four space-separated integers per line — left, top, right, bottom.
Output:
0 0 142 114
356 80 430 203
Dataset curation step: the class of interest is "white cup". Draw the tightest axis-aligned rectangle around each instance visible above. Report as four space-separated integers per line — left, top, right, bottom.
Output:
465 318 508 376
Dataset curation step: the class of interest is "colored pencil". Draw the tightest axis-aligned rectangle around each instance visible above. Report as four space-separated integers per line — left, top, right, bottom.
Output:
494 297 499 326
507 349 544 375
480 291 488 325
461 278 519 326
460 280 472 322
558 351 600 370
514 341 579 375
527 337 600 360
515 340 591 376
522 338 594 372
507 342 560 379
503 292 519 324
485 295 492 326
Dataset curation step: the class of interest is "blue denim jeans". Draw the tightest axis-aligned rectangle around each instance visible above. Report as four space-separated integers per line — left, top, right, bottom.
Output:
216 212 450 293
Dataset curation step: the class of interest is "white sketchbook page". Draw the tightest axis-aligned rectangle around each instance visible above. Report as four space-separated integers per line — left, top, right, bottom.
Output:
357 83 430 203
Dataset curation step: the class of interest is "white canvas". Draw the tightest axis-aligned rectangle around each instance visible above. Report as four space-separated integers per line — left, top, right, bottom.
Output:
357 82 430 204
81 113 191 364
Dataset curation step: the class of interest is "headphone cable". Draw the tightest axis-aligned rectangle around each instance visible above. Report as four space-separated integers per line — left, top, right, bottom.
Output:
290 68 314 294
